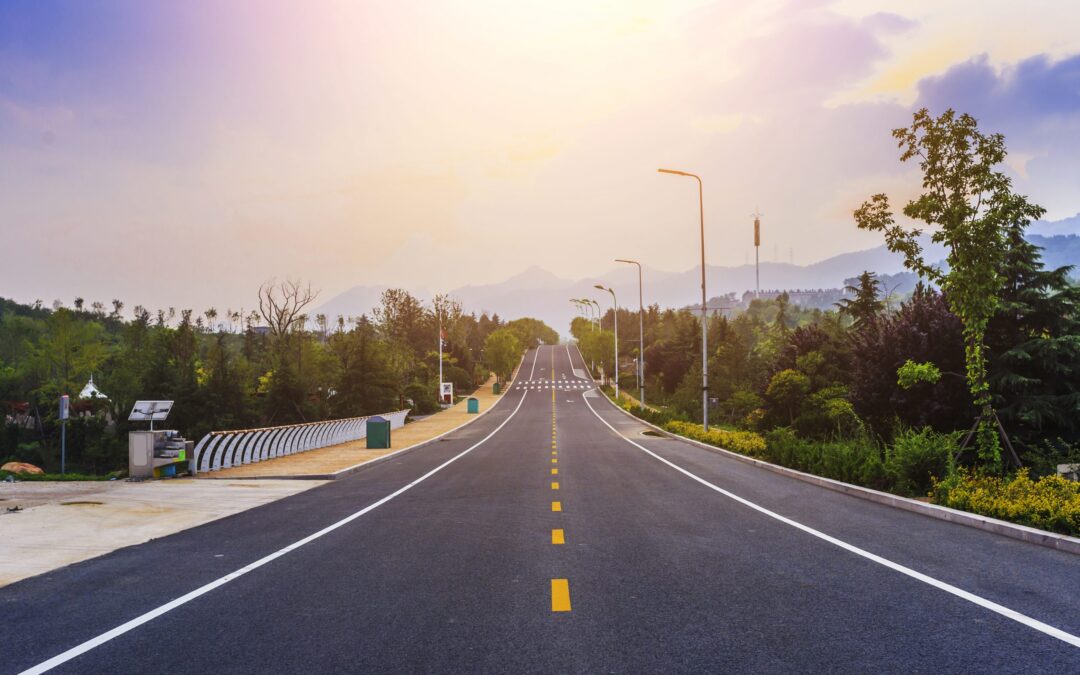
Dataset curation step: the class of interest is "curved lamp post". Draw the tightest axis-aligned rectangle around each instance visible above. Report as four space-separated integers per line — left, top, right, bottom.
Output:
615 259 645 409
594 284 618 398
658 168 709 430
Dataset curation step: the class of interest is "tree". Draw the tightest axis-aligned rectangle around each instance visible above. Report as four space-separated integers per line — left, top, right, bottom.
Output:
986 222 1080 465
854 108 1045 469
505 317 559 348
836 271 884 326
483 329 521 383
258 279 319 339
850 285 973 437
765 369 810 425
31 308 109 401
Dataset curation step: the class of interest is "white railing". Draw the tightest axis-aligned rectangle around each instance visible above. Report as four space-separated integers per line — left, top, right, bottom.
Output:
191 410 410 474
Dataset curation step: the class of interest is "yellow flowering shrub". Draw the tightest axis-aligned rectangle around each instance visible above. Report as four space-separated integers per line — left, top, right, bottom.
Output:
932 469 1080 536
663 421 768 458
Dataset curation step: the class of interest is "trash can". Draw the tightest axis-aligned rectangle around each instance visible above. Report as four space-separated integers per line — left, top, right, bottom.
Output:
493 382 501 395
366 416 391 449
467 397 479 414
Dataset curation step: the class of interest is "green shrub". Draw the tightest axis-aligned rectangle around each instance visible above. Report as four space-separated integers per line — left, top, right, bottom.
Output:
663 420 767 457
763 428 887 489
884 427 958 496
609 389 686 427
932 469 1080 536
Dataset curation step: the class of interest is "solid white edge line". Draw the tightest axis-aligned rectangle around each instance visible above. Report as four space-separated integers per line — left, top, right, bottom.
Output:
574 349 1080 650
528 344 540 380
21 389 533 675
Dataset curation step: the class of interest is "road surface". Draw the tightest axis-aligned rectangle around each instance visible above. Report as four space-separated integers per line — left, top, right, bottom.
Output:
2 345 1077 673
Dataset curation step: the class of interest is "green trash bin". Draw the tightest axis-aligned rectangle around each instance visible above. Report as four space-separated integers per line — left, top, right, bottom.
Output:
467 397 479 414
493 382 501 395
366 415 391 449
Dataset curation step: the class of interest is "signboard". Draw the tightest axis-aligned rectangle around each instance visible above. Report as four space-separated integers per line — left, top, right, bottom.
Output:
59 394 69 420
129 400 173 422
440 382 454 405
754 217 761 247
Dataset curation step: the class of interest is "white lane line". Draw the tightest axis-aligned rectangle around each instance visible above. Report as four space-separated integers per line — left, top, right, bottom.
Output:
579 379 1080 649
22 392 533 674
527 345 541 381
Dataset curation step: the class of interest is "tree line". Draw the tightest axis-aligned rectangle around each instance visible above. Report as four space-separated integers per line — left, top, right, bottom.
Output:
0 283 556 474
575 109 1080 484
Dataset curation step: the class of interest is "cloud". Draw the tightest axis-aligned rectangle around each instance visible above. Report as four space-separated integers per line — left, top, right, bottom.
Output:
913 53 1080 217
915 53 1080 126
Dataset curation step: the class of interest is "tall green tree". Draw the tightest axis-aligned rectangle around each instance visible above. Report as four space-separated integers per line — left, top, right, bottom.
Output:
987 222 1080 463
483 328 522 383
836 271 884 326
854 108 1044 469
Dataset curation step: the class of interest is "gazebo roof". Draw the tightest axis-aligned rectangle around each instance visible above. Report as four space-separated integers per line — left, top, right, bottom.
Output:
79 374 108 400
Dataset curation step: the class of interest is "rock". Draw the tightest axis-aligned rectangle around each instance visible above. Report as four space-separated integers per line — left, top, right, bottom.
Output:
1 461 44 475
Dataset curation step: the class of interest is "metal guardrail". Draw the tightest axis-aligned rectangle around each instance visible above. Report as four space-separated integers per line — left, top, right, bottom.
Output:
191 410 410 474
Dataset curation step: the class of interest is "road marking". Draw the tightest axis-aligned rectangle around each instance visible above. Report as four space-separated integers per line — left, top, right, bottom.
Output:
551 579 572 612
551 481 560 490
552 468 558 475
552 450 557 455
22 392 535 674
552 458 557 464
579 386 1080 649
552 501 562 512
552 529 565 544
528 345 540 380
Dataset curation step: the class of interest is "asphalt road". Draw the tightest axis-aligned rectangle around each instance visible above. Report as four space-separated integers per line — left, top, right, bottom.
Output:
2 345 1077 673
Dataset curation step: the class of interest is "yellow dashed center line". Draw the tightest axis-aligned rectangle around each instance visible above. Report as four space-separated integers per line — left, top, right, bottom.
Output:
549 348 572 614
551 579 571 612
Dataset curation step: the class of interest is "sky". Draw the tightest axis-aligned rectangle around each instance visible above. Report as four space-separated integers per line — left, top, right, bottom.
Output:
2 0 1080 315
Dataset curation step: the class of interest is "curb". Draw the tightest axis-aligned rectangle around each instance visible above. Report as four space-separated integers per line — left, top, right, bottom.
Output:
598 391 1080 556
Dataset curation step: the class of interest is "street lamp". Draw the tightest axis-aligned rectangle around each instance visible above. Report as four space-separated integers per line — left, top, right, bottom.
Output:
594 284 618 398
659 167 710 430
587 299 601 331
615 259 645 409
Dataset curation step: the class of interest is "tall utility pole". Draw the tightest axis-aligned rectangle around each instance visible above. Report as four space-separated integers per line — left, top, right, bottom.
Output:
615 259 645 409
595 284 618 398
752 208 763 299
437 304 444 403
659 168 709 430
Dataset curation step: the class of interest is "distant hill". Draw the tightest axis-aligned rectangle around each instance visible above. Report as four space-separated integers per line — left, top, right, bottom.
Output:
1030 213 1080 237
317 233 1080 335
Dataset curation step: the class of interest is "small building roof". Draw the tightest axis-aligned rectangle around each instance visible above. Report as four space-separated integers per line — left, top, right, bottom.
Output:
79 374 108 400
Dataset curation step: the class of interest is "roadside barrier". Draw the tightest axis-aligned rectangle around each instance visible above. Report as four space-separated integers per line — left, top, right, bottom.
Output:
191 410 410 474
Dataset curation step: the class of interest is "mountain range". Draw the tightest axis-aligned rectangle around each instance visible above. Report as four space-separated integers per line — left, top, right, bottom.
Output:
318 225 1080 337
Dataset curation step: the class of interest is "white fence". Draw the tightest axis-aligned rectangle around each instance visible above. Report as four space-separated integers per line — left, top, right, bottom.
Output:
191 410 410 474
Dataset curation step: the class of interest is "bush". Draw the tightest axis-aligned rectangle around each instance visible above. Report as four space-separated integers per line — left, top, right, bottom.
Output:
664 420 767 458
884 427 958 497
932 469 1080 536
610 391 686 427
403 383 439 414
763 428 887 489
